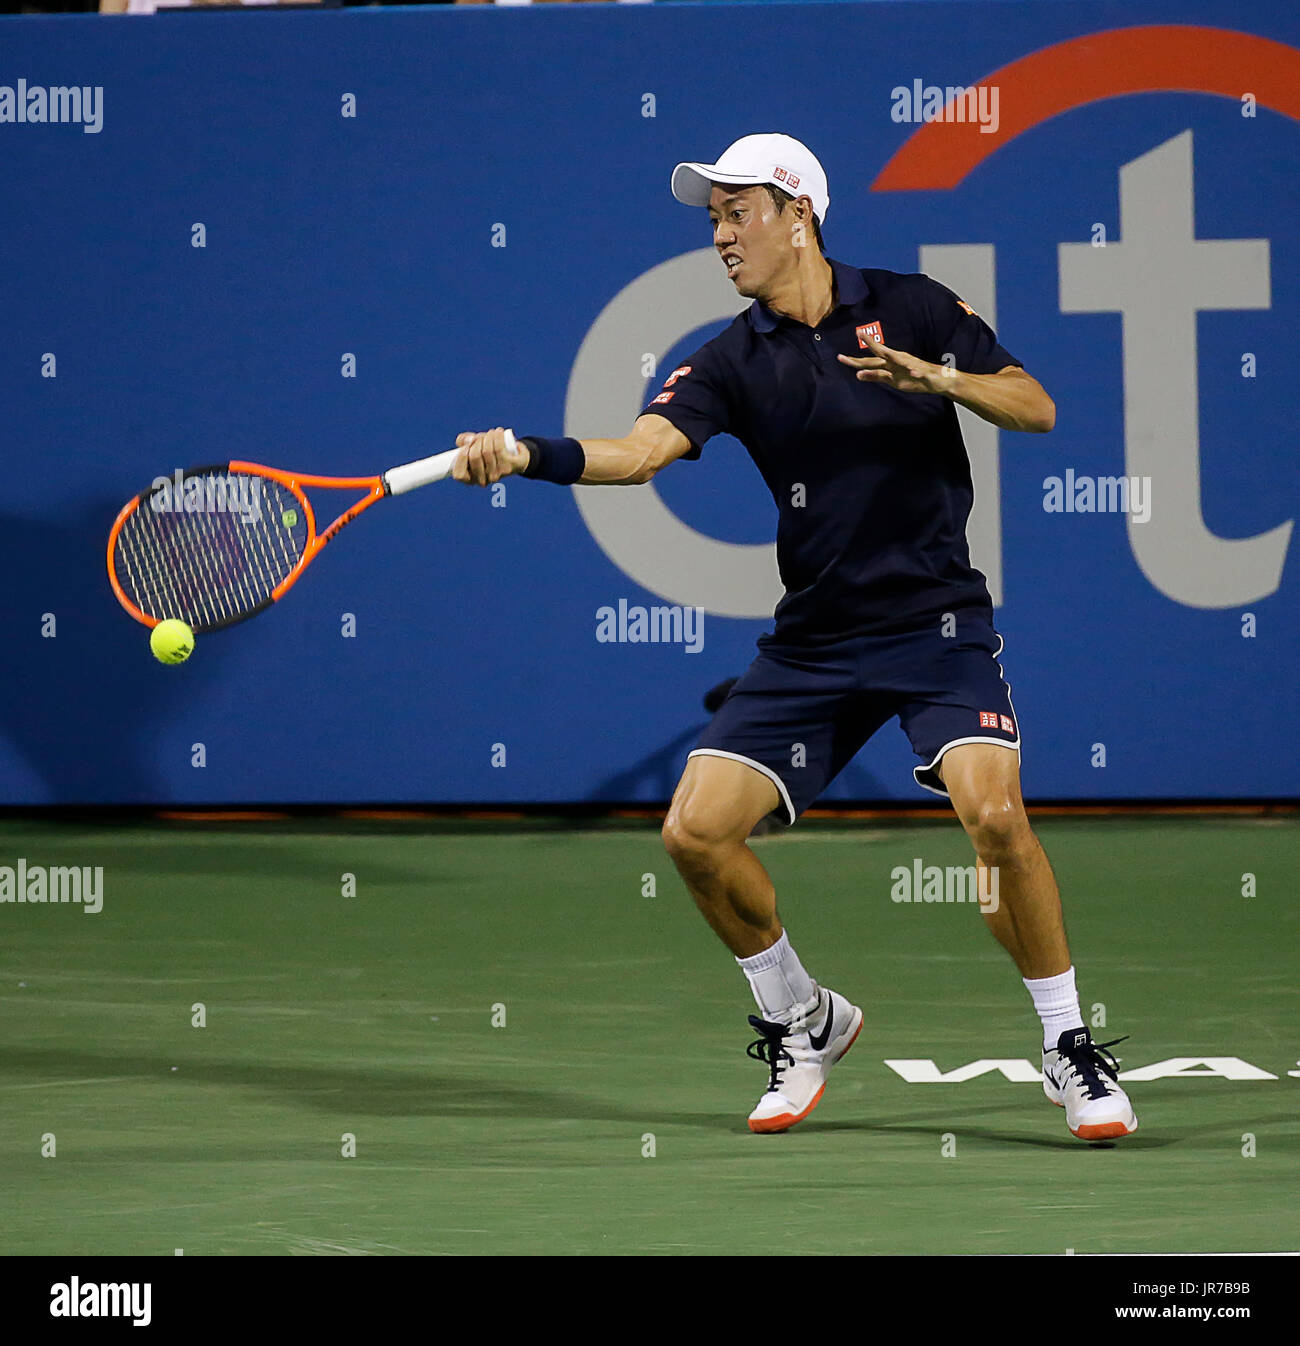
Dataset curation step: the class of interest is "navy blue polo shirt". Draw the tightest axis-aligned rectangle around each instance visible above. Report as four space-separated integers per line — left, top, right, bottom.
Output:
640 258 1022 643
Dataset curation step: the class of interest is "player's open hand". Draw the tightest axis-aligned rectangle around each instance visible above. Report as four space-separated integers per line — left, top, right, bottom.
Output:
837 339 953 395
452 427 530 486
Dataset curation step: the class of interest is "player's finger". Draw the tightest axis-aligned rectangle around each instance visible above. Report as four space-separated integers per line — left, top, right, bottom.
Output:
488 427 522 482
452 435 483 482
464 434 487 486
484 428 508 487
493 427 512 482
473 434 491 484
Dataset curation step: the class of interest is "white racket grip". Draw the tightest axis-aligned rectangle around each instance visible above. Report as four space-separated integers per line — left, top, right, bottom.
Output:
383 448 461 496
383 431 519 496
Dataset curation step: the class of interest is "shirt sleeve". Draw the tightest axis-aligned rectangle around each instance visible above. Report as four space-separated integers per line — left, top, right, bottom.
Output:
920 275 1023 375
638 340 733 460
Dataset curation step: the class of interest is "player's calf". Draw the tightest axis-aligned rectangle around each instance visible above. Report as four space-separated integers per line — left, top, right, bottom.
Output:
662 758 786 956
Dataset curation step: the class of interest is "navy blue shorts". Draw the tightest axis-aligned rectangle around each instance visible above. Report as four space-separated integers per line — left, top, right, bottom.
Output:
691 609 1020 824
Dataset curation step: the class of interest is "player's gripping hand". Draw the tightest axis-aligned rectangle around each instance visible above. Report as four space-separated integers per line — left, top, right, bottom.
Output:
837 339 954 395
452 427 531 486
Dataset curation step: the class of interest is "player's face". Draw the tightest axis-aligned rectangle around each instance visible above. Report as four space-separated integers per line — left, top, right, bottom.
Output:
707 185 793 298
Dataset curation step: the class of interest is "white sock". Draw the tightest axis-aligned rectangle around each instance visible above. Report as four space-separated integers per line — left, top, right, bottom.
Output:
1024 967 1085 1051
736 931 815 1023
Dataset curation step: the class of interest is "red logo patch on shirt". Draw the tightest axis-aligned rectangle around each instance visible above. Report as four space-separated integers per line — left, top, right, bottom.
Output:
651 391 675 405
856 321 884 348
979 711 1000 729
664 365 691 387
957 299 978 316
1000 715 1015 734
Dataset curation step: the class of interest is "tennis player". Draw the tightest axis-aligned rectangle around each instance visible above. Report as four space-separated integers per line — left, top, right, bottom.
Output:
453 133 1137 1142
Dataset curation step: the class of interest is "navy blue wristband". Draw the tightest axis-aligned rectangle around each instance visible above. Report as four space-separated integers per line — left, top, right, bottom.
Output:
520 436 586 485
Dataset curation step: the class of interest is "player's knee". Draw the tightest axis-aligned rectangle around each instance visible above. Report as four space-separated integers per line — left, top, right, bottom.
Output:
661 806 734 873
968 795 1031 862
661 812 710 870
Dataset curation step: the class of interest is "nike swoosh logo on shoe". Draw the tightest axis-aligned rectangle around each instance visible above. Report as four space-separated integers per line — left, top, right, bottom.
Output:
809 996 834 1052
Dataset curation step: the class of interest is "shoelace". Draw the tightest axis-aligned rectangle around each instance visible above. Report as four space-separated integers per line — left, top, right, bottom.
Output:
746 1015 794 1095
1061 1035 1128 1100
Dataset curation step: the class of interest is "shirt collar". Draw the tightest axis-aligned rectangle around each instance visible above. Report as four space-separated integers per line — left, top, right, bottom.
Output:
748 258 869 334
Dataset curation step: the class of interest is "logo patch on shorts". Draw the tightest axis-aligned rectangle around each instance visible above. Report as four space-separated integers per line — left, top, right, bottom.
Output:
979 711 999 728
1000 714 1015 734
856 321 884 347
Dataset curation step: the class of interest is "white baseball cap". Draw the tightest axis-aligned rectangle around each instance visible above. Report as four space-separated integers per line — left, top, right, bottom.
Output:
671 133 830 225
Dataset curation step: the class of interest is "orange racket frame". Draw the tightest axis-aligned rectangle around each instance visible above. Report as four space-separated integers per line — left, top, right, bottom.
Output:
107 441 475 630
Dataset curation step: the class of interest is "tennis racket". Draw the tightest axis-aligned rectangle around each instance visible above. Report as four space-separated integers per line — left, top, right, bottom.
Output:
107 432 515 633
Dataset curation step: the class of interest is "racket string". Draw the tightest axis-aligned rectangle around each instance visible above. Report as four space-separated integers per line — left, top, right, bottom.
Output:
242 484 300 613
121 506 217 629
131 498 233 629
113 472 308 631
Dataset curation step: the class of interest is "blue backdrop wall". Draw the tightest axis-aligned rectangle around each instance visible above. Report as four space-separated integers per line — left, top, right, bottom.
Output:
1 0 1297 806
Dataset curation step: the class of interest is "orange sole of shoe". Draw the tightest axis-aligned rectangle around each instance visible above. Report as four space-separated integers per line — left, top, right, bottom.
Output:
1050 1095 1138 1139
1071 1118 1139 1140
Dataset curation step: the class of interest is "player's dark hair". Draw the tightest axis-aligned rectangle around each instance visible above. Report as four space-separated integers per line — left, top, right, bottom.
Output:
763 183 826 253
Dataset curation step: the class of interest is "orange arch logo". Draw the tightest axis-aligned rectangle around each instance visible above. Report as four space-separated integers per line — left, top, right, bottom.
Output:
871 24 1300 191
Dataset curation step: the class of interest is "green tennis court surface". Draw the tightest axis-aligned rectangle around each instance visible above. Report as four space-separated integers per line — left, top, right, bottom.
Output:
2 815 1296 1256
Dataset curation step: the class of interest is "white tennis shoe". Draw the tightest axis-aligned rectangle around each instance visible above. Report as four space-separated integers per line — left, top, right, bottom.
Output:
1042 1026 1139 1140
746 985 863 1134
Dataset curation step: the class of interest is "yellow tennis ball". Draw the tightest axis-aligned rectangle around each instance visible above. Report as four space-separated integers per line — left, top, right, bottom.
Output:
150 619 194 665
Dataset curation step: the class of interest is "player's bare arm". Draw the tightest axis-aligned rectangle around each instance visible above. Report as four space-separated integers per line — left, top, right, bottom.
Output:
573 414 695 483
452 414 693 486
837 340 1056 433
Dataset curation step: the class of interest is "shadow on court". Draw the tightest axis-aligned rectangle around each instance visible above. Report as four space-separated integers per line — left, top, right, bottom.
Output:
0 1043 1196 1153
797 1117 1173 1150
0 1042 722 1125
